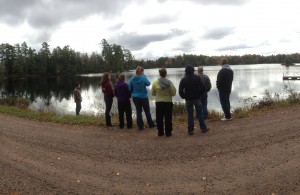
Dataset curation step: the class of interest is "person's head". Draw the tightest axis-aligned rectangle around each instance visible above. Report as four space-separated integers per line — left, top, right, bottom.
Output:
118 74 125 81
135 66 144 75
221 58 228 65
75 82 80 88
100 72 111 86
197 66 204 74
185 64 195 75
159 68 167 78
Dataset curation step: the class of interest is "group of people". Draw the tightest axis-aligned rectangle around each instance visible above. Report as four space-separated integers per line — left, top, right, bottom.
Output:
73 58 234 136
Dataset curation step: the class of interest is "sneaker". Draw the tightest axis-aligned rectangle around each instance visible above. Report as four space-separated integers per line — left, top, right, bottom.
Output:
221 117 232 121
166 132 173 137
201 128 210 133
188 131 194 135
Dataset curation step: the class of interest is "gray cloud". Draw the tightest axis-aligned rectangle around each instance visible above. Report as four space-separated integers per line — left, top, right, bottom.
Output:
157 0 249 6
217 44 253 51
111 29 187 50
173 38 196 52
0 0 130 28
107 23 124 31
202 27 235 40
142 14 178 25
0 0 133 44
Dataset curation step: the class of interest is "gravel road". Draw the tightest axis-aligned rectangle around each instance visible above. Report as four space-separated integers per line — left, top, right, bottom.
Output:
0 106 299 194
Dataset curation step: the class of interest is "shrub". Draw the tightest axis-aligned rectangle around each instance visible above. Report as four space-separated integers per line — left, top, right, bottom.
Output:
0 97 30 109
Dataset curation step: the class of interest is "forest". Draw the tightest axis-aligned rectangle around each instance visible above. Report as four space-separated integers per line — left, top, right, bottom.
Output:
0 39 300 78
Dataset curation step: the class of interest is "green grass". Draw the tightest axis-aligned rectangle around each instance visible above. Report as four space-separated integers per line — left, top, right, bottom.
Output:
0 105 105 126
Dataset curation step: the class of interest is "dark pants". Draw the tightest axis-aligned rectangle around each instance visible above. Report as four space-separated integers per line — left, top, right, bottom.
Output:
196 93 208 119
117 101 133 128
186 98 207 133
104 96 113 126
132 97 155 129
156 102 173 136
75 102 81 115
219 92 231 119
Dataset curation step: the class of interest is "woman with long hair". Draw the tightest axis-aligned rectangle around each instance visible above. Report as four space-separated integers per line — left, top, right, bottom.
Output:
100 72 114 127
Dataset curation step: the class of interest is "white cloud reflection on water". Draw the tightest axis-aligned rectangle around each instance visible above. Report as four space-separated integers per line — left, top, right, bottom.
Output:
29 64 300 117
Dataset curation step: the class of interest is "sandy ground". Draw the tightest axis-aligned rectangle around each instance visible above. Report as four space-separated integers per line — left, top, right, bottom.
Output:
0 106 300 194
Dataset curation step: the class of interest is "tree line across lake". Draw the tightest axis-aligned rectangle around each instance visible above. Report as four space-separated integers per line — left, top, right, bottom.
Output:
1 39 300 78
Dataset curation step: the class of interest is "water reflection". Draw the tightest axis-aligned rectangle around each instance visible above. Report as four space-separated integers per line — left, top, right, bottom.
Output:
1 64 300 116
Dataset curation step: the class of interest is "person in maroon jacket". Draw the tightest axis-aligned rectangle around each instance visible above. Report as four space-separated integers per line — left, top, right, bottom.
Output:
100 72 115 127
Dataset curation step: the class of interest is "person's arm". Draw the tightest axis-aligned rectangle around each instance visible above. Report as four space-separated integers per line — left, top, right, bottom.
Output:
216 70 223 90
143 75 151 86
151 81 157 96
178 79 185 99
114 85 118 98
79 90 82 102
125 83 131 98
206 76 212 92
170 81 176 96
128 78 133 93
107 82 114 97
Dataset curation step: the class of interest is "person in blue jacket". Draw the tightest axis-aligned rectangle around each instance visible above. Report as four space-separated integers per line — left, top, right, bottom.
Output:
129 66 155 130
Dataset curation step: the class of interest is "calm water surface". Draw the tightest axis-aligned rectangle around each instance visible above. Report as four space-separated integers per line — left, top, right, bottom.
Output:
1 64 300 117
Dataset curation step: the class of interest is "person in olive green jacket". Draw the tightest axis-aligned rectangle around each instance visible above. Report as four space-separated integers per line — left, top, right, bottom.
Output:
151 68 176 137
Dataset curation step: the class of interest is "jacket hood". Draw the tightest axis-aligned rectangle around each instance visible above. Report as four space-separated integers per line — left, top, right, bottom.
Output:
115 80 127 87
222 64 231 70
185 64 195 75
131 75 144 82
158 78 171 89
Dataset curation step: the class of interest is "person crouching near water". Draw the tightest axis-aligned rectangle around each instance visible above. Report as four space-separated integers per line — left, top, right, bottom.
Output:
99 72 115 127
114 74 133 129
74 82 82 116
151 68 176 137
129 66 155 130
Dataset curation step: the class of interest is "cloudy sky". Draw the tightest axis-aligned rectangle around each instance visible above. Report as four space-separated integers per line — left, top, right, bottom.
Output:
0 0 299 59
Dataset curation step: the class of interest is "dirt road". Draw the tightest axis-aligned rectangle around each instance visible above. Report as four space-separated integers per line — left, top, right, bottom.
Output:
0 106 300 194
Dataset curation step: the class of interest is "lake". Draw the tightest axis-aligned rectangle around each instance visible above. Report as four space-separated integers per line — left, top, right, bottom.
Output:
1 64 300 117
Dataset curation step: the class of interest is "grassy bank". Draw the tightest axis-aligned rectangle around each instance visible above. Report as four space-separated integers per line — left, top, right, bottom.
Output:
0 88 300 127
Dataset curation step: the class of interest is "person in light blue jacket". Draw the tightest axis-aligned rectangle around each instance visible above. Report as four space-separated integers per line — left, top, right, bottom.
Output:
129 66 155 130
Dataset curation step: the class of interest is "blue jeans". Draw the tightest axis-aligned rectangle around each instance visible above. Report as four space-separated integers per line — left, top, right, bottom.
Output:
186 99 207 133
132 97 155 129
219 92 231 119
200 93 208 119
